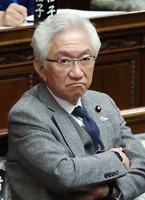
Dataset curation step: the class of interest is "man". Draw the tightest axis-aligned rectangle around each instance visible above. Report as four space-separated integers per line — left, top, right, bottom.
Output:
6 13 145 200
0 0 34 27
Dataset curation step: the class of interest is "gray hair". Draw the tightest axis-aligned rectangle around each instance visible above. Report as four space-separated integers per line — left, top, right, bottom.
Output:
31 12 101 68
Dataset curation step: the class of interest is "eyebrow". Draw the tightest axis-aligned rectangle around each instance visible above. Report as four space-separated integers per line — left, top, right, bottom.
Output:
54 49 93 58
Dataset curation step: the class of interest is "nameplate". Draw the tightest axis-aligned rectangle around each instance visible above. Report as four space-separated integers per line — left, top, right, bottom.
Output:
34 0 57 24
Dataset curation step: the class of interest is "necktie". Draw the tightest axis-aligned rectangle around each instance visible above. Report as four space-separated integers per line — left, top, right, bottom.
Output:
72 106 100 150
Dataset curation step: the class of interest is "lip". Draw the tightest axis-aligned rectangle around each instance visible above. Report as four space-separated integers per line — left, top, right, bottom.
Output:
67 82 85 86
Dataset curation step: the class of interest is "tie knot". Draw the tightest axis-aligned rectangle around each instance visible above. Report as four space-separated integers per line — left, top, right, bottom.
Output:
71 106 86 119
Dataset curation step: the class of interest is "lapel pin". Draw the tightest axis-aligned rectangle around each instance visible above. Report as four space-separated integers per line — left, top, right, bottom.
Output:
96 105 101 112
100 116 108 122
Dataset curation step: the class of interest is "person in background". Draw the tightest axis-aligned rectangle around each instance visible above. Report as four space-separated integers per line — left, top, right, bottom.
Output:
0 0 34 27
6 13 145 200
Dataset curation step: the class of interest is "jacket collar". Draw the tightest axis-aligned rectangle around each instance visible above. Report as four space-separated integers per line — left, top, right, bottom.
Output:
36 81 87 157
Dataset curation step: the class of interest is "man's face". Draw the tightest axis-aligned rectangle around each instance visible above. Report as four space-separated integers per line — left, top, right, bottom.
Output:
41 30 95 105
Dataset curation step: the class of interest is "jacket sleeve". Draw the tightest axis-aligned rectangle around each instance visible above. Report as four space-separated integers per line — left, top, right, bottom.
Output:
7 102 127 194
104 94 145 200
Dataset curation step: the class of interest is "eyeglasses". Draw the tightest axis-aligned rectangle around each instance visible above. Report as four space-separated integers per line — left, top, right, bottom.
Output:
46 56 96 69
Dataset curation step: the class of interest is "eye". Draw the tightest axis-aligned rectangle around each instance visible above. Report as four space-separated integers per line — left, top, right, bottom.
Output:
59 58 70 65
81 57 91 62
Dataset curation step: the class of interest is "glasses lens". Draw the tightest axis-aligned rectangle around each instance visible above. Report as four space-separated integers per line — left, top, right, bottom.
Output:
80 57 95 67
57 56 95 69
59 58 72 64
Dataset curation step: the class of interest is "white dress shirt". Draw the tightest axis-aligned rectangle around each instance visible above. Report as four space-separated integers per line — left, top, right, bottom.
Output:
46 86 85 127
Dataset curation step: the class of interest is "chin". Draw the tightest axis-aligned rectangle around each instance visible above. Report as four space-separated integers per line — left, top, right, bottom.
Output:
73 90 86 99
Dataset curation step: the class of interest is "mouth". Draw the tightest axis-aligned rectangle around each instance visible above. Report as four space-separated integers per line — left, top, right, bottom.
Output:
68 82 85 86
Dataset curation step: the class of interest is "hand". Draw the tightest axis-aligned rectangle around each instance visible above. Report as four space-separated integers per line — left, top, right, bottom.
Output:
0 3 27 27
90 184 109 199
65 185 110 200
65 191 95 200
65 183 120 200
110 147 130 170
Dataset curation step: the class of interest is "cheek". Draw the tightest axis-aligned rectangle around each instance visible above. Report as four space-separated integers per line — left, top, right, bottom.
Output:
47 70 67 88
86 68 94 81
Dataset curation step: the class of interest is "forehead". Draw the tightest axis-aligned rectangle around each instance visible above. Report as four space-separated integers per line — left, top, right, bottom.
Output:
49 30 94 57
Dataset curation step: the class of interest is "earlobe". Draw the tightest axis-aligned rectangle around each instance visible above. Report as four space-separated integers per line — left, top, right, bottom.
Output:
34 58 47 82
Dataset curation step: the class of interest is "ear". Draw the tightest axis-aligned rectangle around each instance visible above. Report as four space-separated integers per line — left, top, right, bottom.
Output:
34 58 47 82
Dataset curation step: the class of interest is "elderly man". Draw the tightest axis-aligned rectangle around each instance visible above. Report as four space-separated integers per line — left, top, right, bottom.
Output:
6 13 145 200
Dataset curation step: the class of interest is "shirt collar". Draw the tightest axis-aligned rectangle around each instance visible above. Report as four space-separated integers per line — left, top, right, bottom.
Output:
46 85 82 114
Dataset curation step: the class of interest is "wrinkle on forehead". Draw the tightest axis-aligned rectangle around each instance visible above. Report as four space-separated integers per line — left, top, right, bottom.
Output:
48 30 94 59
54 49 93 58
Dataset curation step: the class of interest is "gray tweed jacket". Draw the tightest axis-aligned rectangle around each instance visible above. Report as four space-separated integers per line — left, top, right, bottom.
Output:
6 81 145 200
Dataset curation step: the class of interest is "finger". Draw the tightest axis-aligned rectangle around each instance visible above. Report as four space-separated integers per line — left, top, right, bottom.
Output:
14 4 27 18
119 147 123 151
11 11 25 22
8 3 27 18
92 185 109 198
4 14 24 27
110 147 122 153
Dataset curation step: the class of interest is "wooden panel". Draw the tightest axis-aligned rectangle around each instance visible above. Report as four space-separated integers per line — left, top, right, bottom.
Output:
121 107 145 134
91 11 145 36
0 26 34 53
0 74 33 129
89 13 145 109
100 34 142 54
140 35 145 105
0 26 38 130
90 51 141 109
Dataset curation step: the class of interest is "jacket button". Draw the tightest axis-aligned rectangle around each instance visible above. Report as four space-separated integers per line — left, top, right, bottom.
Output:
115 170 119 175
112 172 116 176
104 173 109 178
108 172 112 177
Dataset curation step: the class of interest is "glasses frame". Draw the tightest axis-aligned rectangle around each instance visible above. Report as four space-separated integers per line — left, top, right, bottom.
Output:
46 56 96 68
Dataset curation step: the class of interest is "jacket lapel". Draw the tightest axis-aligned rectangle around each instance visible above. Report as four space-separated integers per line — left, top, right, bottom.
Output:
37 82 86 157
53 110 86 157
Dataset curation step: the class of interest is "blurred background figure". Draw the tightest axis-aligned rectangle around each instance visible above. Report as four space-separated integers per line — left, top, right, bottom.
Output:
90 0 145 11
0 0 34 27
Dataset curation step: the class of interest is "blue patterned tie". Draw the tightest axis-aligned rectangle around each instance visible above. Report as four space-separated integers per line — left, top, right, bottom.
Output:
72 106 100 150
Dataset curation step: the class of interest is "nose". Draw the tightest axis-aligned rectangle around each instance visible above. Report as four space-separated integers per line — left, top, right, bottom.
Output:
69 61 84 79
